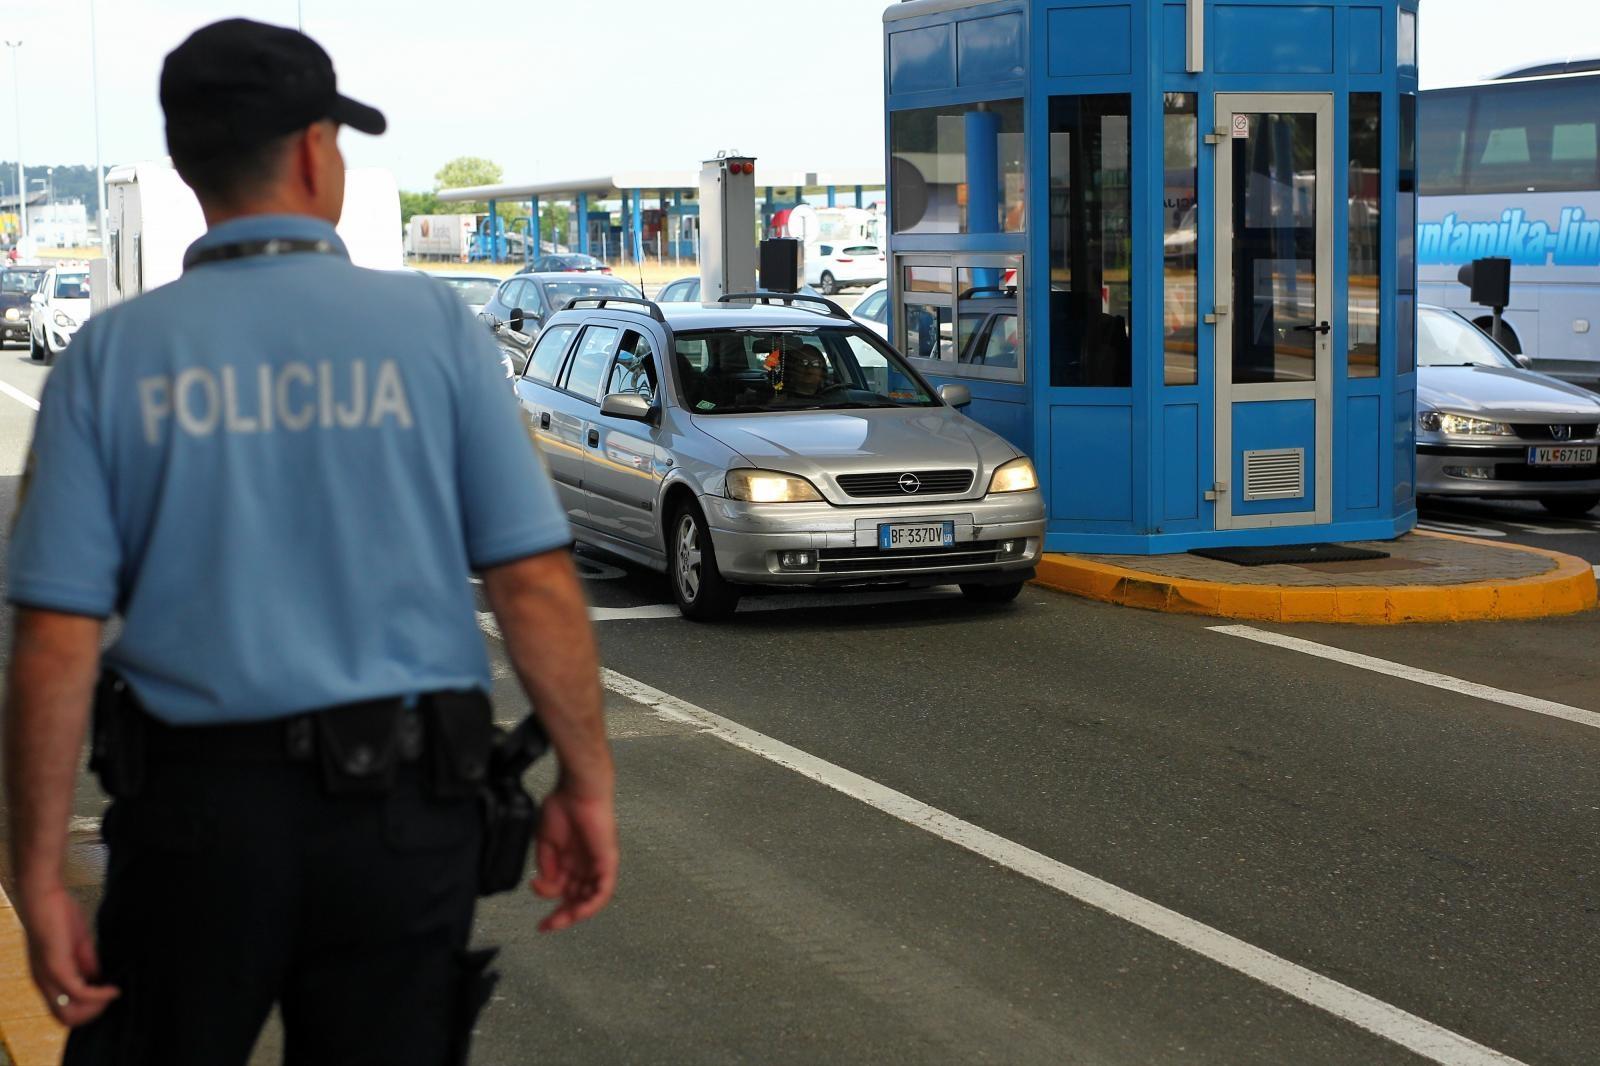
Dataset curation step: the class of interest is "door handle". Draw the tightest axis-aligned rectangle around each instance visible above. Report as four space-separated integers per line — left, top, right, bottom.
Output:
539 412 551 430
1292 321 1332 336
587 428 600 448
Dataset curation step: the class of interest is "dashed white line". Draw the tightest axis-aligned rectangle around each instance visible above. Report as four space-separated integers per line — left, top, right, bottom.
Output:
1211 624 1600 733
0 379 41 412
594 666 1524 1066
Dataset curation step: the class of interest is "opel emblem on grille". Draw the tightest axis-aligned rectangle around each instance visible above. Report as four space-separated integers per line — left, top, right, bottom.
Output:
1550 424 1573 441
898 473 921 494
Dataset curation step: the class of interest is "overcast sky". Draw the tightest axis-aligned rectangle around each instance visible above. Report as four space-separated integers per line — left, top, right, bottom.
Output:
3 0 1597 192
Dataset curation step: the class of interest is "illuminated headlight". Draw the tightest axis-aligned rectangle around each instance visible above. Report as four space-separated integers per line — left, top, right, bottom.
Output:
3 307 17 321
1417 410 1513 436
726 469 824 503
52 310 76 329
987 457 1038 494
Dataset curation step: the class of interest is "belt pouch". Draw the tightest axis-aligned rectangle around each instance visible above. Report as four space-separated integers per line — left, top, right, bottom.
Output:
314 700 402 795
478 767 539 896
423 690 494 800
89 672 145 799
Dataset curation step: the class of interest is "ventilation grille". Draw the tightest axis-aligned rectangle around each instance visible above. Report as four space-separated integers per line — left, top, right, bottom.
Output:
1242 449 1306 501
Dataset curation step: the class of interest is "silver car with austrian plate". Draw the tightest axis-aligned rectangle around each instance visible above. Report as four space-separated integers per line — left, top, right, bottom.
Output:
1416 305 1600 516
513 292 1045 620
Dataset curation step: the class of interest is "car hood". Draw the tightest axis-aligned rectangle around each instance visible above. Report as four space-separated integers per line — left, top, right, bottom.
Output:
691 406 1018 493
0 292 32 313
1418 365 1600 420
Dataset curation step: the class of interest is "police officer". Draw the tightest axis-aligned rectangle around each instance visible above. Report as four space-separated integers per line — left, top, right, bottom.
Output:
3 19 617 1065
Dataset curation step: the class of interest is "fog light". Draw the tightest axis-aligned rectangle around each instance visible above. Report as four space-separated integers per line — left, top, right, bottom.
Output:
778 550 816 571
1443 465 1494 480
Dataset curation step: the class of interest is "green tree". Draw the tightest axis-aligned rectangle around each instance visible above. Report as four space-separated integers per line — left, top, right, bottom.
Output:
432 157 503 215
399 189 441 226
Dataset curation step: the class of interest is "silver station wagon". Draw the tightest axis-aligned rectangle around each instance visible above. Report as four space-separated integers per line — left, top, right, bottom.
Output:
513 293 1046 620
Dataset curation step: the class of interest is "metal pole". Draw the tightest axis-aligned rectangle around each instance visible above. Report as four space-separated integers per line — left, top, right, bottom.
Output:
4 41 24 248
90 0 106 253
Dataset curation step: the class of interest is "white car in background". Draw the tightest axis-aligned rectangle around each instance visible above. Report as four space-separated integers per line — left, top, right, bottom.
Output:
805 243 885 296
852 282 889 340
28 266 91 365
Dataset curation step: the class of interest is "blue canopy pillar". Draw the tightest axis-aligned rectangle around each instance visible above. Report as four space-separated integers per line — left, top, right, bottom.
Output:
827 185 837 208
631 189 644 264
854 185 864 209
577 193 589 255
528 195 540 267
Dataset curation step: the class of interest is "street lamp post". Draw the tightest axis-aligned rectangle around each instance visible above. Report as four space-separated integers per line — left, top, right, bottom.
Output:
90 0 105 253
2 40 22 248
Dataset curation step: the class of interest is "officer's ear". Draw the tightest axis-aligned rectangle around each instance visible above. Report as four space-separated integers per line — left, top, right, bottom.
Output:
295 121 346 224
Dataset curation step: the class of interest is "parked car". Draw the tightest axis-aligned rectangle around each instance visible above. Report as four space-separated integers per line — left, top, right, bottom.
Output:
481 272 643 372
657 277 823 304
805 243 885 295
954 284 1020 370
27 266 91 364
1 265 47 346
512 292 1045 620
429 272 501 315
528 254 611 274
851 282 888 340
1416 304 1600 516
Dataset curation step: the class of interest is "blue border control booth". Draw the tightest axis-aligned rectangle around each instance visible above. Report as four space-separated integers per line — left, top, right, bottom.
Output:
884 0 1420 553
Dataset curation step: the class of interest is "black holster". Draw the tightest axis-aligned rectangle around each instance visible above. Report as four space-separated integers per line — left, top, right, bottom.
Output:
477 714 549 897
89 672 146 799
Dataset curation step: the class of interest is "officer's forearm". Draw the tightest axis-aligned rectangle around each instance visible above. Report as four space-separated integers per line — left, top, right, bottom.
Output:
482 551 613 797
4 610 102 897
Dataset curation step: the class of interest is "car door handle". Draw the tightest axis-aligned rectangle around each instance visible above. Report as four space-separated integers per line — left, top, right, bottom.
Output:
587 429 600 447
539 413 551 430
1292 321 1332 336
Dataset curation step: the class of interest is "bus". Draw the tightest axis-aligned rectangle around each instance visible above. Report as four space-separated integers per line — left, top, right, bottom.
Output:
1417 62 1600 387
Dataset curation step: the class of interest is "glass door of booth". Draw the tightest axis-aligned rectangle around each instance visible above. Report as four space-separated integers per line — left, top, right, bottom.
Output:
1212 94 1334 529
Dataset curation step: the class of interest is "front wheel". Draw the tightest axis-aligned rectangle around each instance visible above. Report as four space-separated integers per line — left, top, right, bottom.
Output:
669 505 740 621
818 271 837 296
26 329 41 363
1539 494 1600 518
959 580 1025 604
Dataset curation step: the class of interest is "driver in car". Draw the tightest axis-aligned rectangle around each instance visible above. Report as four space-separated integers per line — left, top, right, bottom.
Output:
771 340 840 405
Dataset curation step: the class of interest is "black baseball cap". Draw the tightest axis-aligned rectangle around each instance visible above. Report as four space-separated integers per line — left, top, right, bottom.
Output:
161 18 386 158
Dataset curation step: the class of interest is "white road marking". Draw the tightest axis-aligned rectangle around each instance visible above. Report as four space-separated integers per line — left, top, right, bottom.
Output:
0 379 41 412
592 666 1522 1066
590 604 681 622
1416 520 1505 538
1211 625 1600 733
477 589 964 629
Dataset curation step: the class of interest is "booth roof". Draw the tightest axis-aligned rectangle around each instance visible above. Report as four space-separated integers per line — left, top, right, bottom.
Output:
436 167 885 204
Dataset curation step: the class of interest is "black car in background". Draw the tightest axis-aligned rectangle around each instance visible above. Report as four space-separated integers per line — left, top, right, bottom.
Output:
1 266 47 345
528 254 611 274
480 272 643 372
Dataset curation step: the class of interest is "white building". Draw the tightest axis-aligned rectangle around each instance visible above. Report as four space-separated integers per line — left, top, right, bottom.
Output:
26 200 90 248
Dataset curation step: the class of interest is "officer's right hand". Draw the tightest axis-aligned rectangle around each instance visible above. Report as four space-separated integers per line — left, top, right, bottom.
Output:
530 782 619 933
19 881 120 1026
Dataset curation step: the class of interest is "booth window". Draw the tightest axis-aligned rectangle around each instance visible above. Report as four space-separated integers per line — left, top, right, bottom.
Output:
957 262 1022 372
901 264 954 361
1348 93 1382 379
1163 93 1198 386
1399 93 1417 373
890 100 1024 234
1049 94 1133 388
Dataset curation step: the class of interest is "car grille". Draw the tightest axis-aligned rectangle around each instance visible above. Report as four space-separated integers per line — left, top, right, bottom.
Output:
835 470 974 498
1493 462 1600 482
1510 423 1599 441
818 540 1005 574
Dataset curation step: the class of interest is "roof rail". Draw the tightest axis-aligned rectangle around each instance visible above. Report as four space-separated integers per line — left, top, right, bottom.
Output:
958 285 1017 300
561 295 666 321
717 290 852 320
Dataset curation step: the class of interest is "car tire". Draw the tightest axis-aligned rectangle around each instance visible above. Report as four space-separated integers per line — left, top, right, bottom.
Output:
959 580 1025 604
818 271 837 296
669 504 740 621
26 330 40 363
1539 494 1600 518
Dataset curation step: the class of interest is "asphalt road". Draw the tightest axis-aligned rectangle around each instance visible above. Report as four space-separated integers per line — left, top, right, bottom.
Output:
0 341 1597 1065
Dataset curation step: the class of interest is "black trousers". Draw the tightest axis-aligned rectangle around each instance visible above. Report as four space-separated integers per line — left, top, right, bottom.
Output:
64 757 489 1066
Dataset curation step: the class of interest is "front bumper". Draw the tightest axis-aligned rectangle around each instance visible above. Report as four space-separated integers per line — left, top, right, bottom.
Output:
1417 442 1600 498
2 322 26 341
704 491 1046 587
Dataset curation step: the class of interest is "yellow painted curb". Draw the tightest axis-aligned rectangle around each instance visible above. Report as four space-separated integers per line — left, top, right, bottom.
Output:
0 882 67 1066
1032 531 1599 624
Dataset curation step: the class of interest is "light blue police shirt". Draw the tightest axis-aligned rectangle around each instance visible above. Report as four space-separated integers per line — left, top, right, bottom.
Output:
7 215 572 724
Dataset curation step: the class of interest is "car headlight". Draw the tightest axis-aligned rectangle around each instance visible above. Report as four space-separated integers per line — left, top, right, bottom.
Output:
52 310 76 329
3 307 18 321
726 469 824 503
988 457 1038 493
1417 410 1514 436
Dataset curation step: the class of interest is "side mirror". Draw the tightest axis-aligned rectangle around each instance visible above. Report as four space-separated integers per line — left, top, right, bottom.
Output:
600 392 653 421
477 311 501 330
509 307 539 333
29 293 45 306
938 383 972 408
1514 353 1534 370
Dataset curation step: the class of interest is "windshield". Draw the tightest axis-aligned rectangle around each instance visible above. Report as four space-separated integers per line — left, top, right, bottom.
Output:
1 270 44 294
1417 309 1518 369
54 274 89 300
542 278 641 310
438 278 498 305
672 327 940 413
